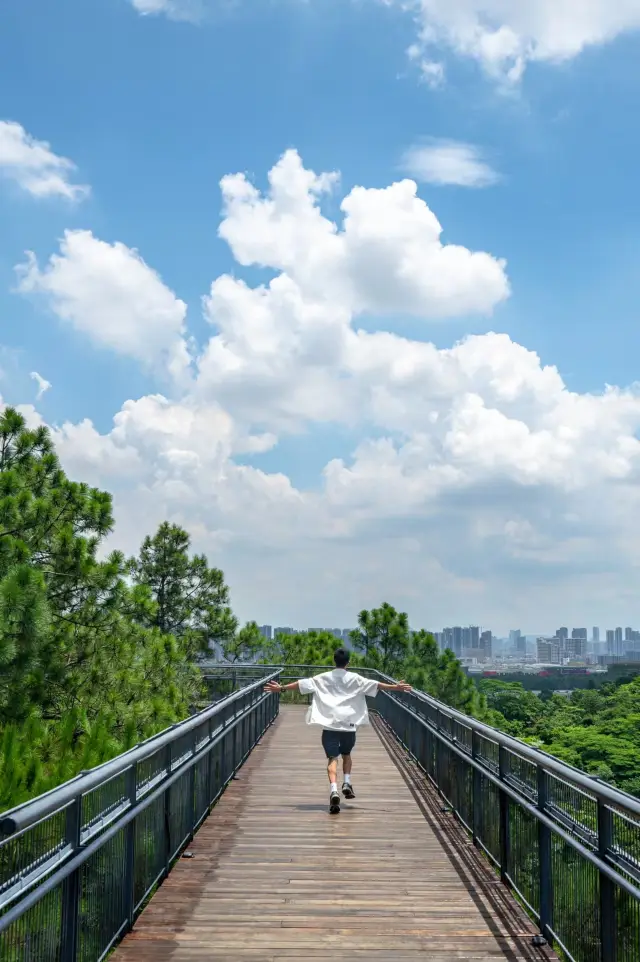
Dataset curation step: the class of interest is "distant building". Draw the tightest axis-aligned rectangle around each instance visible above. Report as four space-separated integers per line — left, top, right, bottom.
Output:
480 630 492 660
606 629 615 654
592 627 600 644
615 627 623 655
259 625 272 641
275 627 294 637
441 628 454 652
470 626 480 648
537 637 561 664
452 627 463 657
557 627 569 643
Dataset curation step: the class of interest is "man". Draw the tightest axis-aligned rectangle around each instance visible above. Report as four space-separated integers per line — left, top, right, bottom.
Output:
265 648 412 814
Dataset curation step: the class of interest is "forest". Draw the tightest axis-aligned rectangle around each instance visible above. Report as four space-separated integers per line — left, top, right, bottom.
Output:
1 405 639 812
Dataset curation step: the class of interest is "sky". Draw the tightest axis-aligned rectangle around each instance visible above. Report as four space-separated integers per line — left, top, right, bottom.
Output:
2 0 640 636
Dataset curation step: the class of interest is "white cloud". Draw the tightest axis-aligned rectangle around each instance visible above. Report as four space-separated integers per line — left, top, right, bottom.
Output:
30 371 51 400
16 149 640 630
15 230 192 384
403 0 640 83
401 139 500 188
217 149 509 318
0 121 89 200
129 0 203 20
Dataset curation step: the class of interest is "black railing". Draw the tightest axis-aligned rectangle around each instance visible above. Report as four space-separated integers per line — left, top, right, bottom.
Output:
373 677 640 962
0 672 279 962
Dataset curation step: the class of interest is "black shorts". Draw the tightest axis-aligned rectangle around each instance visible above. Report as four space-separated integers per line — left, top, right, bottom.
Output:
322 729 356 759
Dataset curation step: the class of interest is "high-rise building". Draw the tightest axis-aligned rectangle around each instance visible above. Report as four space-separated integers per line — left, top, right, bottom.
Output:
592 627 600 644
259 625 272 641
557 627 569 643
509 629 521 648
615 627 623 655
441 628 453 652
462 627 471 648
626 627 634 642
275 626 294 637
470 626 480 648
480 630 492 660
537 637 561 664
567 628 587 660
606 629 615 654
452 626 463 656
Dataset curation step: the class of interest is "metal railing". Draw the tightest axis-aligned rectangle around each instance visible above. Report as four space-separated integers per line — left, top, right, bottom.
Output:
0 671 280 961
372 674 640 962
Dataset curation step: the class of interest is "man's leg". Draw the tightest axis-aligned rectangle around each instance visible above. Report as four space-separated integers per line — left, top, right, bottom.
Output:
321 731 341 813
341 733 356 798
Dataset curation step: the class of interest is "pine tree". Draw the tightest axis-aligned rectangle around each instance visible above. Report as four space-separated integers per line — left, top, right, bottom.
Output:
128 522 237 658
350 603 410 673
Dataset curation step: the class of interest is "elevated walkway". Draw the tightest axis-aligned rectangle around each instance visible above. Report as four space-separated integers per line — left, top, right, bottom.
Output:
111 707 552 961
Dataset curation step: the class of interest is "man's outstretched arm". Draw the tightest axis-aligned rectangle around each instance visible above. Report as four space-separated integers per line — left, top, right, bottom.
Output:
264 679 304 693
376 680 412 693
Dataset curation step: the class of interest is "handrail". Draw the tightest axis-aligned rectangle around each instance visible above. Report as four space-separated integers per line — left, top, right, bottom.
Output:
0 670 280 837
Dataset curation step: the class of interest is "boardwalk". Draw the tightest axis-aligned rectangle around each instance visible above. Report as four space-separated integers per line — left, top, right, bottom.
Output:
112 706 554 961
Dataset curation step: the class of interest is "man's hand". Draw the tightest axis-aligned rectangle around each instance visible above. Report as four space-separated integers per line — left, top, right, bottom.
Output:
396 680 412 692
264 680 283 693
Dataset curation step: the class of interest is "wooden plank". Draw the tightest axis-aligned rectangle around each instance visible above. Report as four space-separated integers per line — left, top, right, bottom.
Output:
111 706 555 961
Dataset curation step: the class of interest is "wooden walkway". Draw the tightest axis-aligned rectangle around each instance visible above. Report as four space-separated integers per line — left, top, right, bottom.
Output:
112 706 555 961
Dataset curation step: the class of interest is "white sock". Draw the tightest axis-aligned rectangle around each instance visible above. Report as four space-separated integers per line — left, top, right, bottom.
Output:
330 782 338 794
344 774 352 785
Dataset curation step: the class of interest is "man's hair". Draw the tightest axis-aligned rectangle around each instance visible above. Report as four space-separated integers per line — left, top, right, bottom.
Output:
333 647 350 668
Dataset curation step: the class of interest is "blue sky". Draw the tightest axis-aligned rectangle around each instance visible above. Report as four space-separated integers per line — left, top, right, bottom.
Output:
2 0 640 634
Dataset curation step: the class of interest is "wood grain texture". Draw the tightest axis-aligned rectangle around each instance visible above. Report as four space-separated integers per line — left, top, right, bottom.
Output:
111 705 556 961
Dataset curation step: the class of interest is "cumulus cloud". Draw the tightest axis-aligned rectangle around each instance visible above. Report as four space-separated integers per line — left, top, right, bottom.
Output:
17 149 640 629
15 230 192 384
217 149 509 318
0 121 89 200
401 139 500 188
403 0 640 83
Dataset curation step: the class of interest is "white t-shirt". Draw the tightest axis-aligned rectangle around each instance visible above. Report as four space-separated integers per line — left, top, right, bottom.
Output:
297 669 379 731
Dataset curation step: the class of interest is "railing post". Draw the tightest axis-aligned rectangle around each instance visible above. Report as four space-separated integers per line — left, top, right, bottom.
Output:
124 763 137 930
434 709 442 794
163 742 172 873
537 766 553 943
598 799 617 961
207 717 214 805
60 796 81 961
189 727 197 833
472 730 482 847
498 745 510 884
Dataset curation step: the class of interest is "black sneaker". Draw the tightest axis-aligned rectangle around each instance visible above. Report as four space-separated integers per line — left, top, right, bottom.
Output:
342 782 355 799
329 790 341 814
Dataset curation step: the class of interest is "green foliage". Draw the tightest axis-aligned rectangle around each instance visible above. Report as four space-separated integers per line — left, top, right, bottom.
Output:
222 620 264 663
262 629 364 668
0 409 225 810
128 521 237 658
350 603 409 673
480 678 640 795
